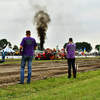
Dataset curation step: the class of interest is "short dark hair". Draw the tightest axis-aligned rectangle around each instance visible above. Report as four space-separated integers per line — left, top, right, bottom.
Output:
26 30 31 35
69 38 73 42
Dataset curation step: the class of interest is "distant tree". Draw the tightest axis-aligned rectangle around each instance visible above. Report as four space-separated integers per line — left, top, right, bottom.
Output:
95 44 100 51
75 42 92 52
0 40 4 50
0 39 12 50
63 43 69 49
63 41 92 52
13 45 19 51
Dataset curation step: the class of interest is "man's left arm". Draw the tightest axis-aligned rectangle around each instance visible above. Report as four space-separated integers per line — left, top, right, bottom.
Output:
75 45 76 51
66 45 68 52
33 39 37 50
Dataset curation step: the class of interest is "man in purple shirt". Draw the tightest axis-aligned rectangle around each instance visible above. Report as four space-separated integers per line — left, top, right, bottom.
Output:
18 30 37 84
66 38 76 78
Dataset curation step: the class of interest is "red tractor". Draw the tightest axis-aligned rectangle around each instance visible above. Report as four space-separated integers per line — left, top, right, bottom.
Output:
35 48 53 60
35 52 45 60
35 48 67 60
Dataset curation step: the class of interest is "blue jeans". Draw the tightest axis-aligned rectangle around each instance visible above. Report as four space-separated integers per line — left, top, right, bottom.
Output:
20 55 33 83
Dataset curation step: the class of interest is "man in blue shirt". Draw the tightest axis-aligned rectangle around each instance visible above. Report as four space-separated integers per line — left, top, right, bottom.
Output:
2 50 5 62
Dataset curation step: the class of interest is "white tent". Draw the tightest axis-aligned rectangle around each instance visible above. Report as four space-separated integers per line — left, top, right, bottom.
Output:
0 44 15 52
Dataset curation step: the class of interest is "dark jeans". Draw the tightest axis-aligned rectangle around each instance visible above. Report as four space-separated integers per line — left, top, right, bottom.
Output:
2 56 5 62
20 55 33 83
67 58 76 78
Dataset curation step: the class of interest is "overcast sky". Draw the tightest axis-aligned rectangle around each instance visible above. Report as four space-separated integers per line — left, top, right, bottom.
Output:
0 0 100 52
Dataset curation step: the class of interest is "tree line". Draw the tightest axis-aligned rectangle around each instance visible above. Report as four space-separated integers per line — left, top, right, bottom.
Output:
63 42 99 52
0 39 45 51
0 39 100 52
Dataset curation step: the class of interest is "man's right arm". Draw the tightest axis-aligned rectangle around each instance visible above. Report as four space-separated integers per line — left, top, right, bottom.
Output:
19 46 23 55
34 47 36 50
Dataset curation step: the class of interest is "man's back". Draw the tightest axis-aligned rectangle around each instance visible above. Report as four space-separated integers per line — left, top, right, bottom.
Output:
66 43 76 59
20 37 37 56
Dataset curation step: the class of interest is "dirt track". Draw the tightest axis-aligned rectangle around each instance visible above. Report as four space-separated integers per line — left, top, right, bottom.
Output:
0 60 100 87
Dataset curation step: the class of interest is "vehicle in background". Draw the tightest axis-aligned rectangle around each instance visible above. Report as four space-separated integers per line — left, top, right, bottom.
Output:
35 48 67 60
35 49 53 60
60 49 67 59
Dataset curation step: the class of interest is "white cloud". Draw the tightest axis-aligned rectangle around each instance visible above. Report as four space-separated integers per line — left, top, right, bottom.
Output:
0 0 100 51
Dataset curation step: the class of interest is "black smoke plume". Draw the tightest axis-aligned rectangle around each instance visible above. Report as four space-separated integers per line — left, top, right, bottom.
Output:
34 10 51 50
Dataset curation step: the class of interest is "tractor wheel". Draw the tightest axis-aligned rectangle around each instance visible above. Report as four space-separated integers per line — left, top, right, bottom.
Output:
61 57 63 59
46 53 50 60
65 55 67 59
43 57 46 60
35 57 38 60
40 57 44 60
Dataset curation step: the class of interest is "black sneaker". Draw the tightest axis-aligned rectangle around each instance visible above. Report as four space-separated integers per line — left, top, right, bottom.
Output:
73 76 76 79
27 82 30 84
68 76 71 78
18 82 24 85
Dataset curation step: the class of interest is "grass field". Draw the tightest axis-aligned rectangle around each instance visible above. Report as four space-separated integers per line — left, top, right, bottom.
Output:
0 68 100 100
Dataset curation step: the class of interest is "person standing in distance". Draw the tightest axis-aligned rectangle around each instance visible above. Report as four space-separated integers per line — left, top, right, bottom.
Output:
18 30 37 84
66 38 76 78
2 50 5 62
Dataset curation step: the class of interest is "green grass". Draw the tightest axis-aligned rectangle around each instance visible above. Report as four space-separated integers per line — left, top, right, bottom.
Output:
0 69 100 100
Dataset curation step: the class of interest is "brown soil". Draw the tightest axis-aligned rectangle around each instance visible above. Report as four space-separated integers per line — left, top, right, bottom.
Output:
0 60 100 87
